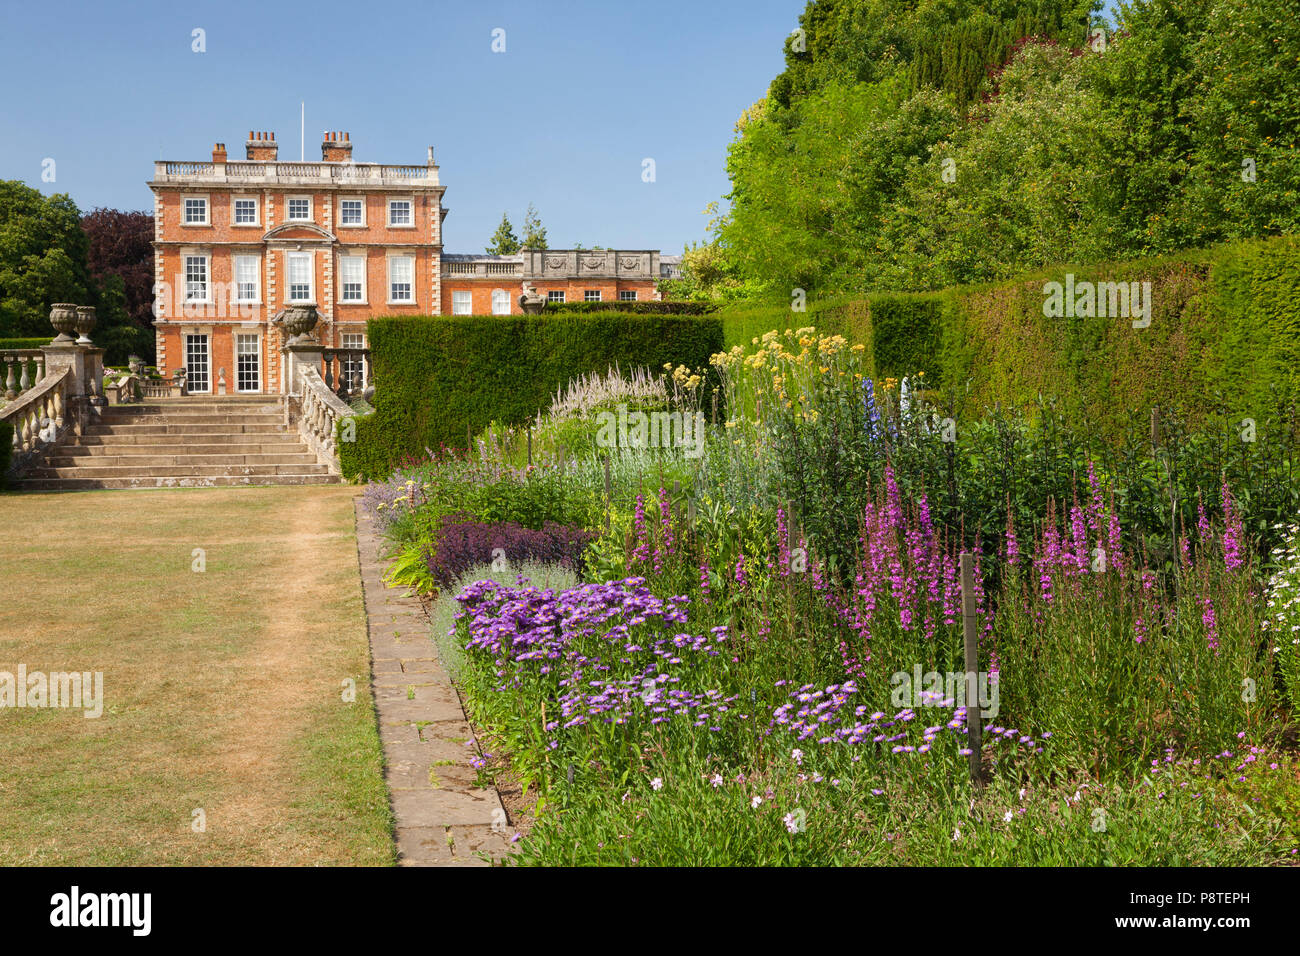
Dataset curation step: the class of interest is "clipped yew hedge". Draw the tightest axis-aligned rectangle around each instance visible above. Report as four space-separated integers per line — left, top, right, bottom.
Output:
712 236 1300 443
341 313 725 480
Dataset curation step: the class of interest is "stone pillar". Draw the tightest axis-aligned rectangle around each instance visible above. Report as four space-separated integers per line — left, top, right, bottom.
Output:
283 343 323 397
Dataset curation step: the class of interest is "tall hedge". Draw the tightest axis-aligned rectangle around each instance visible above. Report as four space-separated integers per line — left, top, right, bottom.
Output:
711 235 1300 443
342 313 725 480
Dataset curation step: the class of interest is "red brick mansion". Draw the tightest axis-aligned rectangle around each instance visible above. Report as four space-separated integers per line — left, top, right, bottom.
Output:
149 131 669 395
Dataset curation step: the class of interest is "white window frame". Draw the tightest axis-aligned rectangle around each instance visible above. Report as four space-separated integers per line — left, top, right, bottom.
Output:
491 288 510 315
387 255 415 304
619 290 638 301
286 195 313 222
387 197 414 228
341 332 367 390
235 332 262 393
451 290 473 315
182 195 209 226
338 197 366 228
184 332 212 394
339 254 367 304
287 252 314 303
183 254 210 303
547 290 565 304
233 254 261 304
231 196 260 227
584 290 602 302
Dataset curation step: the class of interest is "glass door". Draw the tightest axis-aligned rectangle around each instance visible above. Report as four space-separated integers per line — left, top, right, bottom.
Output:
185 334 210 393
235 333 261 392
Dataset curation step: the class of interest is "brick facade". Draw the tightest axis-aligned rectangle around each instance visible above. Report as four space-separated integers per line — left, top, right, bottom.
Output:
150 131 662 394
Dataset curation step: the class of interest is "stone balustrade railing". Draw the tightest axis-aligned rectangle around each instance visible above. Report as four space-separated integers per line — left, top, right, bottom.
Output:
1 364 74 467
321 348 372 401
152 161 438 187
2 350 46 402
290 365 355 475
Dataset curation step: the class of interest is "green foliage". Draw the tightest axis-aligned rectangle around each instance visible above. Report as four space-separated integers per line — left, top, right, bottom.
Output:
486 213 521 255
718 0 1300 297
522 203 548 250
0 338 49 350
0 420 11 489
865 293 945 383
341 314 724 480
0 181 91 338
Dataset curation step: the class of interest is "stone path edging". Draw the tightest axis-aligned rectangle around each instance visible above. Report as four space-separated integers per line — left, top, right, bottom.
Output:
354 499 513 866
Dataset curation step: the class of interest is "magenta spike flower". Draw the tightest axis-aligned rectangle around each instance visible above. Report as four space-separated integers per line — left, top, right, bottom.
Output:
1221 482 1243 572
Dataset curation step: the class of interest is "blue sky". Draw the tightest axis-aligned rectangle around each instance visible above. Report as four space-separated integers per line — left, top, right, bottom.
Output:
0 0 801 255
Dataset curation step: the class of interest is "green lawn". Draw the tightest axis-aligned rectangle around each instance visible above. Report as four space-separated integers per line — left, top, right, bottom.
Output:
0 485 394 865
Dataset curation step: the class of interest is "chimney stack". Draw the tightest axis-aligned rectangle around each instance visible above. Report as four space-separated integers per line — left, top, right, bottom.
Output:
212 142 227 163
246 130 278 161
322 130 353 162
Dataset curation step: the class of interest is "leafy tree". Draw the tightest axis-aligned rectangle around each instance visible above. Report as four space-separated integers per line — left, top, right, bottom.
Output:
522 203 548 249
81 209 154 328
0 180 91 337
486 212 521 255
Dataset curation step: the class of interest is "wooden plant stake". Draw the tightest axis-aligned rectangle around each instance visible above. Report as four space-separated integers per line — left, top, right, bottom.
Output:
603 454 612 532
959 552 985 789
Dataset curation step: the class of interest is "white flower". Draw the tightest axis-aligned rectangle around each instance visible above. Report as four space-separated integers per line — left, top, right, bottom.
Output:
1003 809 1014 823
791 748 803 765
751 796 763 809
650 777 663 791
952 827 961 841
710 773 724 788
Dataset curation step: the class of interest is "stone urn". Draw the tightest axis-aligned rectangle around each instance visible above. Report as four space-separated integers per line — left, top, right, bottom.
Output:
519 281 546 315
278 304 320 345
128 355 143 375
74 306 97 345
50 303 79 344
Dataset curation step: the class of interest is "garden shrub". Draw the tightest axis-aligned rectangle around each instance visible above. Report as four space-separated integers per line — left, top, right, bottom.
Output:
342 314 724 480
423 514 595 591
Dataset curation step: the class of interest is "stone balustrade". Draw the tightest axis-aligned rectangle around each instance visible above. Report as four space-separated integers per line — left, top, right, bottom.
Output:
1 364 74 467
1 304 107 482
1 350 45 401
321 348 372 402
152 160 438 187
291 365 355 475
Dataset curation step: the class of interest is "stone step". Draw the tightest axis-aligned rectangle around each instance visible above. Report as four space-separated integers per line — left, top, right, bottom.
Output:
98 413 286 425
43 453 321 468
84 423 287 436
103 403 282 417
27 463 332 479
13 474 344 490
60 441 309 456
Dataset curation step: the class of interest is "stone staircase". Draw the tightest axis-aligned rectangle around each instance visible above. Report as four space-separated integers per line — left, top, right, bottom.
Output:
12 396 344 490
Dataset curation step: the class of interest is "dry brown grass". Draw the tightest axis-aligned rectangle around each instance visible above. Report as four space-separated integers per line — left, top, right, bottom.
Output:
0 485 394 865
